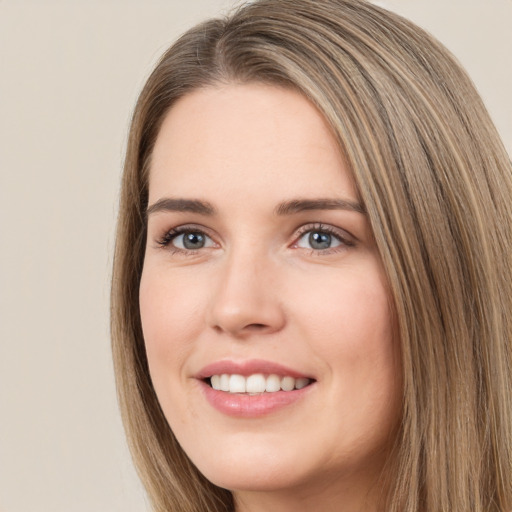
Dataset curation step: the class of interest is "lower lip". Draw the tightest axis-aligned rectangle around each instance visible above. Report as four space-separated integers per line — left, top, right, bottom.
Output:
199 380 314 418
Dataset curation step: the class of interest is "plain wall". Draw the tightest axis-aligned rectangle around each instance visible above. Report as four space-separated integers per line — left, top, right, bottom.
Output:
0 1 510 511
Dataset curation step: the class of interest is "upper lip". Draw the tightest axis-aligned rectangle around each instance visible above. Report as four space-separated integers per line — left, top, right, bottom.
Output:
197 359 313 380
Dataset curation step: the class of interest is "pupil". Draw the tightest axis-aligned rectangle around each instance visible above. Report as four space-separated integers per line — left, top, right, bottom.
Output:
309 231 331 249
183 232 205 249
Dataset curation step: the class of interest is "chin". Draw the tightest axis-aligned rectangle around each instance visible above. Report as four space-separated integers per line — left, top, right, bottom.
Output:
186 435 312 492
201 462 307 493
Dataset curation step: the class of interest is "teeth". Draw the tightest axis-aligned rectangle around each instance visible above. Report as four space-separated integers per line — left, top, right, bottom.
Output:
210 375 221 390
265 374 281 392
229 374 246 393
295 377 310 389
246 374 266 393
220 374 230 392
209 373 312 394
281 376 295 391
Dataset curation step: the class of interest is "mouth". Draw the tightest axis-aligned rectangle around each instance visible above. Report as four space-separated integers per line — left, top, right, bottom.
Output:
206 373 314 394
197 360 316 417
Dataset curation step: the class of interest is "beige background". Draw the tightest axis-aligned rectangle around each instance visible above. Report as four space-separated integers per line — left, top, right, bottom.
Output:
0 1 510 511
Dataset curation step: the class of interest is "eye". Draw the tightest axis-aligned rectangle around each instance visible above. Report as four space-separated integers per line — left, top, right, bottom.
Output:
157 227 216 252
173 231 213 250
294 224 354 252
297 230 341 250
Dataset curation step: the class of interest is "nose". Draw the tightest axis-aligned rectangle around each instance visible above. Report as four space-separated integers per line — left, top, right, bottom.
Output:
206 249 286 338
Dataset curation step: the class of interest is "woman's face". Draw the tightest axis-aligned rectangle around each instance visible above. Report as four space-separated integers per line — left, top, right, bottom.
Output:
140 83 401 505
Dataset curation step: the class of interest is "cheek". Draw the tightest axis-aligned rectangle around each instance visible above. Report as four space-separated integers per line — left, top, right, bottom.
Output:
292 263 395 355
140 264 206 337
289 264 401 421
139 268 203 391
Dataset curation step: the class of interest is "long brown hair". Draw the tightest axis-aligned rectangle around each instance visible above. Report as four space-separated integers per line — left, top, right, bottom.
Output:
111 1 512 510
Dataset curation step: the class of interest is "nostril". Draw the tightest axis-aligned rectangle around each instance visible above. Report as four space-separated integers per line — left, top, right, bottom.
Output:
246 323 269 331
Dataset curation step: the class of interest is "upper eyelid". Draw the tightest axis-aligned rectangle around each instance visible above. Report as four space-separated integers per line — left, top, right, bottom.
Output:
293 223 356 242
153 224 217 249
155 223 216 238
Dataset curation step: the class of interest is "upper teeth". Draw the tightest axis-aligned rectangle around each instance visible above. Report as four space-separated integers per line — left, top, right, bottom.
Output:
209 374 311 394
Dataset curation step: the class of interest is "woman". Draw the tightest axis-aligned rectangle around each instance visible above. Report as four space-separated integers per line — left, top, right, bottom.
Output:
111 0 512 511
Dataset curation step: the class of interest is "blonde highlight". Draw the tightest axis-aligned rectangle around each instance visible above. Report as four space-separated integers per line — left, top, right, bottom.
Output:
111 1 512 510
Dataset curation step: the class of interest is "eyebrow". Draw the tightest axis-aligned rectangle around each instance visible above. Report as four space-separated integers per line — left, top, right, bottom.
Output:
275 198 366 215
146 198 216 217
146 196 365 218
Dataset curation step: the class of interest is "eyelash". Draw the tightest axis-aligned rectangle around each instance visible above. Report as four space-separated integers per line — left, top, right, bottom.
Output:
293 223 356 254
155 223 356 255
155 225 212 254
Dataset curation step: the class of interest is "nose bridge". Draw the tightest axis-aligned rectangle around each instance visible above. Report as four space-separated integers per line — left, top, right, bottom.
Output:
207 242 284 336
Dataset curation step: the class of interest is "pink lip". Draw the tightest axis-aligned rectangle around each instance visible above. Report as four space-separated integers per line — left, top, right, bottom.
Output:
197 359 312 379
196 359 315 418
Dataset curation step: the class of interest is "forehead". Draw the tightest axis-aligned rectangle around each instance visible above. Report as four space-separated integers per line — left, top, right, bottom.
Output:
149 83 356 204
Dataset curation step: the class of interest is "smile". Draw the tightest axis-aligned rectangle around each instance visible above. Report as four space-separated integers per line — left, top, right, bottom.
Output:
197 360 316 417
209 373 312 394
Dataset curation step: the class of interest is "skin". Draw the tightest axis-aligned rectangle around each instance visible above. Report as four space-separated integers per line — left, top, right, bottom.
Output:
140 83 402 512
